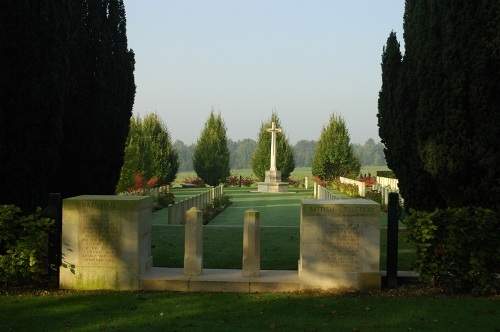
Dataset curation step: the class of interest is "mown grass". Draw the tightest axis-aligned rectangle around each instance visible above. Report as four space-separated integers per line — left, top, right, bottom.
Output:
1 289 498 331
151 187 415 271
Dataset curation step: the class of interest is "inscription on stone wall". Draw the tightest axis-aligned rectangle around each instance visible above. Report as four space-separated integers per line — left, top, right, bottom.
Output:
319 217 361 271
78 211 121 266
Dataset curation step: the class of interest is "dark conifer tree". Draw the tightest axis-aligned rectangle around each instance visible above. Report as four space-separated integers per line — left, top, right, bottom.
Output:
379 0 499 211
193 110 231 186
0 1 70 211
52 0 136 198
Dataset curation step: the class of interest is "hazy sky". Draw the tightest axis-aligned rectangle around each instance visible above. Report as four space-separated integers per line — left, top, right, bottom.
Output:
122 0 405 145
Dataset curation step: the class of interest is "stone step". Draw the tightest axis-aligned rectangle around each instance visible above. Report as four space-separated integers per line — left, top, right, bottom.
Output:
140 267 419 293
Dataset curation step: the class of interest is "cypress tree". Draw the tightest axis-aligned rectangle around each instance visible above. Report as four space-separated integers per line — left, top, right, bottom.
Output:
311 113 360 181
379 0 499 211
193 110 231 186
251 112 295 181
0 1 69 211
52 0 136 198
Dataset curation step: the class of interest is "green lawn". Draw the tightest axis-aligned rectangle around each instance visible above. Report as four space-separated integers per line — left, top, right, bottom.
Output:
151 187 415 271
1 289 498 331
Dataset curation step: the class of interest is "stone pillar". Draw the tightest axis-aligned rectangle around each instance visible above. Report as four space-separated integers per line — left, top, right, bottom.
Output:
184 207 203 275
305 177 308 189
242 209 260 277
314 182 317 199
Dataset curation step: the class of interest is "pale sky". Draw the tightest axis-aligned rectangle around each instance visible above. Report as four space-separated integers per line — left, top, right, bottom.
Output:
123 0 405 145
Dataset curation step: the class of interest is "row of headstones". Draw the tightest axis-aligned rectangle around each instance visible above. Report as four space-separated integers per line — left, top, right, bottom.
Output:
373 176 402 206
376 176 399 190
339 177 366 197
124 184 171 196
167 185 224 225
314 183 340 200
184 207 261 277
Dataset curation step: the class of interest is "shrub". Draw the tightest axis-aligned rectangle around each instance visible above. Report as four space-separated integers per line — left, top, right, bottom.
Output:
0 205 54 285
202 194 232 224
288 178 302 188
153 191 175 211
128 173 159 193
313 176 328 187
182 177 205 187
240 177 255 187
365 190 382 205
225 175 240 187
404 207 500 295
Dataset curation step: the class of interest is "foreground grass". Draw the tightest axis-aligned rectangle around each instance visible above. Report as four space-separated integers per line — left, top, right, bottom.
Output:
1 289 498 331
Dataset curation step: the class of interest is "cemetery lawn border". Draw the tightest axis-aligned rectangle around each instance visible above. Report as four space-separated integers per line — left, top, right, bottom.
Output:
1 288 499 331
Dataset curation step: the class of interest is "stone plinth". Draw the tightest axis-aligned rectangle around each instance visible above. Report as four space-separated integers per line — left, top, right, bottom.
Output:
60 195 153 290
242 209 260 277
184 207 203 276
257 170 289 193
299 199 380 291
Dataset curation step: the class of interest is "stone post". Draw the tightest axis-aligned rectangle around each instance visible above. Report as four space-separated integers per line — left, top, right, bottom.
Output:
242 209 260 277
305 177 308 189
184 207 203 275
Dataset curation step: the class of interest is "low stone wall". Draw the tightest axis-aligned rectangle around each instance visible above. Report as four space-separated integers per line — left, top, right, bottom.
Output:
299 199 381 291
60 195 153 290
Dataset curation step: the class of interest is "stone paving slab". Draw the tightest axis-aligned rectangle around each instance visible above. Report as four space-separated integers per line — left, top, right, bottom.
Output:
140 268 419 293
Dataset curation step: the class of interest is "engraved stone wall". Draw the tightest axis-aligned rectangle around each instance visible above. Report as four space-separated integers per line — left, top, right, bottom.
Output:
299 199 380 291
60 195 152 290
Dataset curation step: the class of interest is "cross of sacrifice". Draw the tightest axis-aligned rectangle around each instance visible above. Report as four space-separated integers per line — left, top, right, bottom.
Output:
266 122 282 172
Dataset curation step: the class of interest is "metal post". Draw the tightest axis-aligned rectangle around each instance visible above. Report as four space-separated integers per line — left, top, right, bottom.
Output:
387 192 399 289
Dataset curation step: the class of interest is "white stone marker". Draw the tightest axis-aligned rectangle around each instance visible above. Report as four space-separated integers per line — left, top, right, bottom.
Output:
60 195 153 290
266 122 282 171
299 199 381 291
242 209 261 277
184 207 203 275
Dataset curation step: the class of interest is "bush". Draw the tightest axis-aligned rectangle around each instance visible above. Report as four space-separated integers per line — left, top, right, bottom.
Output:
182 177 205 187
0 205 54 285
365 190 382 205
202 194 232 224
404 207 500 295
153 191 175 211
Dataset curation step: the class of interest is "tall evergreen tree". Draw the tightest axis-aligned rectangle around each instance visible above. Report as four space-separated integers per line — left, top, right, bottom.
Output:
377 31 445 211
251 112 295 181
0 1 70 211
116 114 179 193
193 110 231 186
52 0 136 198
312 113 360 181
379 0 499 211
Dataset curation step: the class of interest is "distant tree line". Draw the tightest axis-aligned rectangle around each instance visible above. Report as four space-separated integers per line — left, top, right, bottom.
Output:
172 137 385 172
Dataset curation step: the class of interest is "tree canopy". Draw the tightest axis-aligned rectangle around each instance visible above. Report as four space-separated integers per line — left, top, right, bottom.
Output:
378 1 499 211
0 0 135 211
193 110 231 186
116 114 179 192
312 113 360 181
251 112 295 181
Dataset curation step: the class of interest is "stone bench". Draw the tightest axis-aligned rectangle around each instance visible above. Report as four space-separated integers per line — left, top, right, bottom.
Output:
181 183 198 188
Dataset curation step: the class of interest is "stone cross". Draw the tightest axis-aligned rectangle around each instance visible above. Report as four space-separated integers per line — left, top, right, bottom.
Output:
266 122 282 171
